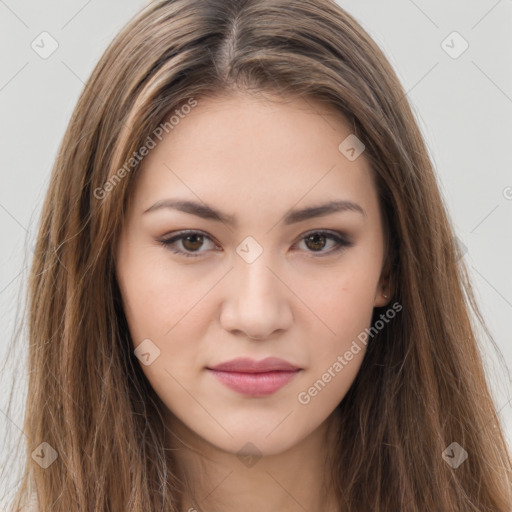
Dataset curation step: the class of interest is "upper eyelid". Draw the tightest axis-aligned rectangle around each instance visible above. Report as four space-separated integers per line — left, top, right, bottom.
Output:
160 228 347 243
159 229 351 250
158 230 352 260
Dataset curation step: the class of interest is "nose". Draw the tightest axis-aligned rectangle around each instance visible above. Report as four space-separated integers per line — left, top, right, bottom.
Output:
219 253 293 341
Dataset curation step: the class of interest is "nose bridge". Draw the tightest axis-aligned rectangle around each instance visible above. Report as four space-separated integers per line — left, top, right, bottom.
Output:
235 242 281 306
220 238 291 339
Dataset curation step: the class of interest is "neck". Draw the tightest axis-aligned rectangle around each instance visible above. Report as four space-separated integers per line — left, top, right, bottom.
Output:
163 409 341 512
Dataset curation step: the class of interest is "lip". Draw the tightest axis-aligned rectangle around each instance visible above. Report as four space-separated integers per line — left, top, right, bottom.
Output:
209 357 300 373
207 357 302 396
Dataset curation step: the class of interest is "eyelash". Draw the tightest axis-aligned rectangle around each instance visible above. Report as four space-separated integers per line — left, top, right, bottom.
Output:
158 230 353 258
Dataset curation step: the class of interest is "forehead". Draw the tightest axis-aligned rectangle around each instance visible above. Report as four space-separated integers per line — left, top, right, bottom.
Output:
131 92 378 222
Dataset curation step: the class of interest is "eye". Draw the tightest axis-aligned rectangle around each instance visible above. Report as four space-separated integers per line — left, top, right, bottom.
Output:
158 230 353 258
293 230 353 256
159 230 219 258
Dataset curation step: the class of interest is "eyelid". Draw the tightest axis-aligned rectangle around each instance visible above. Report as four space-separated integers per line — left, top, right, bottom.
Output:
158 230 220 258
158 229 353 258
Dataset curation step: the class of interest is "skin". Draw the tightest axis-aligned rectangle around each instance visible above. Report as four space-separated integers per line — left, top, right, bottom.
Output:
115 90 391 512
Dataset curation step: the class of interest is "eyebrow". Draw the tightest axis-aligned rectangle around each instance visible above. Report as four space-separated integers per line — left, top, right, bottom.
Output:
143 198 366 226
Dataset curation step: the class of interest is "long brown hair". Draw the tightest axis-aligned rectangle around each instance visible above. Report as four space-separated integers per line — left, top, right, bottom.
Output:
2 0 511 510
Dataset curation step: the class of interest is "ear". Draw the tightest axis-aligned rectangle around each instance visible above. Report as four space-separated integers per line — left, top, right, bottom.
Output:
373 254 394 308
374 283 390 308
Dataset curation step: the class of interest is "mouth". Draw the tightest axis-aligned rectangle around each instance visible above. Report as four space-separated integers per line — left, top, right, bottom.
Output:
206 357 302 397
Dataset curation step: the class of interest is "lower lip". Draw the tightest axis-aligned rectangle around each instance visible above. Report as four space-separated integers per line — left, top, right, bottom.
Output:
207 369 300 396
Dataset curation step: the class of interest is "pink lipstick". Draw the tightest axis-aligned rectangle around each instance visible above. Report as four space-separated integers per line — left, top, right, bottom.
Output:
207 357 301 396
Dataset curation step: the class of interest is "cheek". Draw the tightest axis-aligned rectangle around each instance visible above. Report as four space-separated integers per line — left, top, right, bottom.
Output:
116 254 205 402
295 284 373 416
300 255 380 334
306 284 372 384
298 253 380 391
117 250 217 402
117 248 205 340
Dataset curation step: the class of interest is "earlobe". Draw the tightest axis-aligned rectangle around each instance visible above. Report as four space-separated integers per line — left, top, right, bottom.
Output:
374 267 393 307
375 251 394 307
374 290 390 308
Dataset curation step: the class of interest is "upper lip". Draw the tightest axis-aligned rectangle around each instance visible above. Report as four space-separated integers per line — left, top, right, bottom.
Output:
208 357 301 373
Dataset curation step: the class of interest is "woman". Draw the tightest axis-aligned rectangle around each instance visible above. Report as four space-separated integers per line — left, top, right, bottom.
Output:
3 0 511 510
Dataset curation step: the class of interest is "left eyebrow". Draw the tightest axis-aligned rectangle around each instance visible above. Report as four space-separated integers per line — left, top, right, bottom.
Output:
142 198 366 227
282 199 366 224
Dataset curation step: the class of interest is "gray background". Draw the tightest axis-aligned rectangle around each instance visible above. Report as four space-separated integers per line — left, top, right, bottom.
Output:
1 0 511 503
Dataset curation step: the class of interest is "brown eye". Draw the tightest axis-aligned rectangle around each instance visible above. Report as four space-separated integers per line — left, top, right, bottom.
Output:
159 231 217 258
181 233 205 251
304 233 328 251
159 229 353 259
296 230 353 256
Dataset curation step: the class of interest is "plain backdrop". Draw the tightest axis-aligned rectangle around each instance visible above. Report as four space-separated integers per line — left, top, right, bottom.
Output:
1 0 511 503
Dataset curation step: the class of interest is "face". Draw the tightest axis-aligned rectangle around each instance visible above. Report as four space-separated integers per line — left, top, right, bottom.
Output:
115 91 390 457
